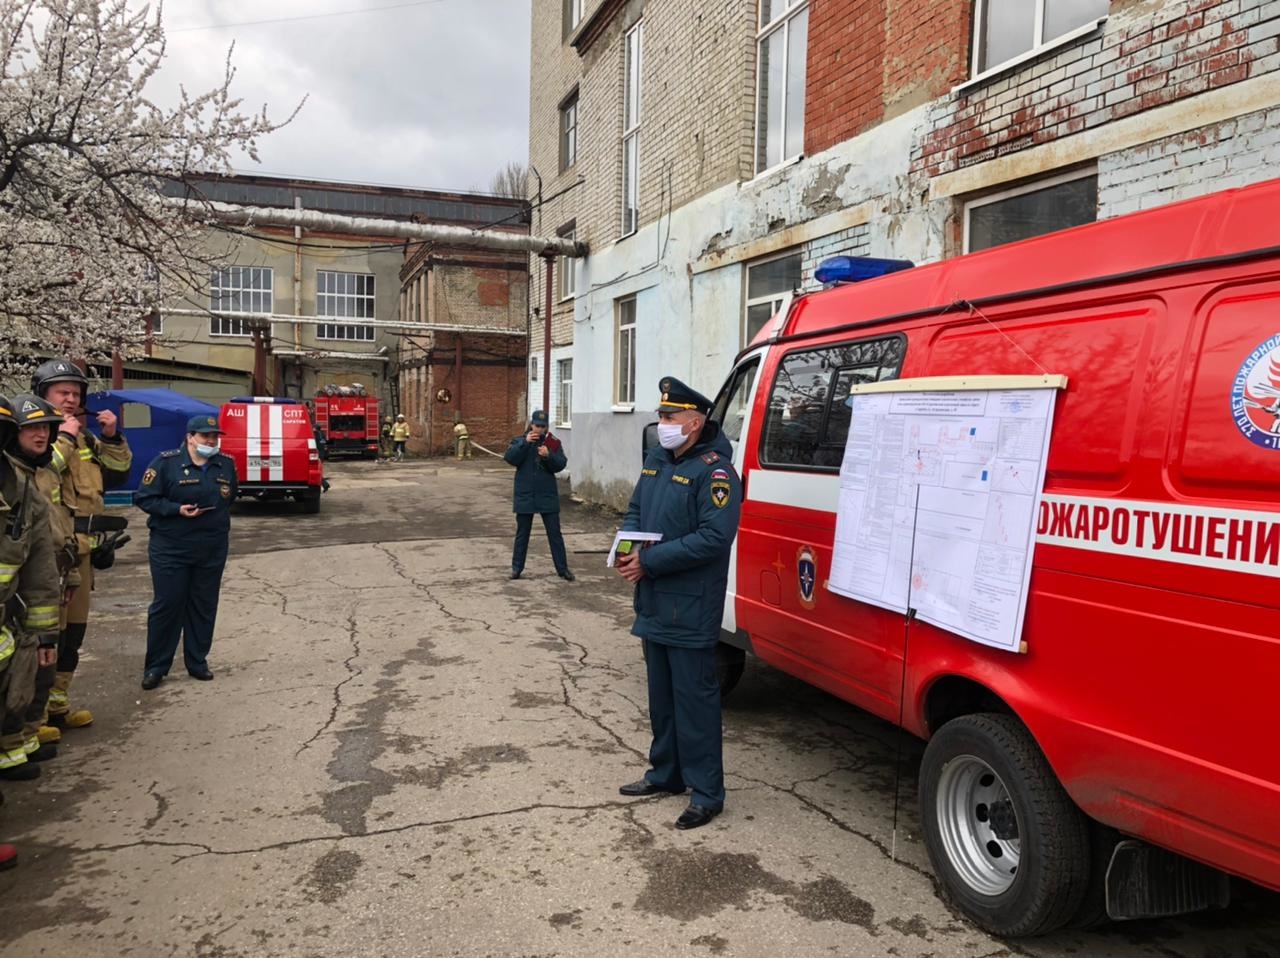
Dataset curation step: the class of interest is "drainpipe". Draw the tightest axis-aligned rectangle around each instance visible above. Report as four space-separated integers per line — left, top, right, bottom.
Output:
542 253 553 417
293 196 303 397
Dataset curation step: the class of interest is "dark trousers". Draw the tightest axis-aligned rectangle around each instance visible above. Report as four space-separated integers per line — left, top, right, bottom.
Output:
144 538 229 676
643 639 724 810
511 512 569 574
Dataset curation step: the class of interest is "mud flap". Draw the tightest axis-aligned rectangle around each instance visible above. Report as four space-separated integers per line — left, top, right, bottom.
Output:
1105 840 1231 921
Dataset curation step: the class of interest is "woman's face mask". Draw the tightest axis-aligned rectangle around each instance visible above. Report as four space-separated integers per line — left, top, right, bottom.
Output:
195 442 220 458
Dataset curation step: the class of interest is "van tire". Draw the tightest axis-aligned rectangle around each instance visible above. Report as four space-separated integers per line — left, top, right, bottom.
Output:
715 643 746 699
919 713 1090 937
301 489 322 514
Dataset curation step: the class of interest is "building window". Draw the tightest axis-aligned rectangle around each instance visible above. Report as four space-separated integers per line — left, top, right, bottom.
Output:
756 0 808 175
615 296 637 406
621 21 643 237
558 225 577 301
563 0 585 36
530 356 538 382
317 271 375 341
210 266 272 336
556 358 573 427
560 91 578 171
964 170 1098 253
744 250 802 344
974 0 1108 77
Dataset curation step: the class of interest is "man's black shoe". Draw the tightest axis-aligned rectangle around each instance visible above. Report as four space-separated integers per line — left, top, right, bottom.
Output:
0 762 40 782
618 779 684 797
188 669 214 681
559 570 576 582
141 672 163 691
510 569 522 580
675 804 722 830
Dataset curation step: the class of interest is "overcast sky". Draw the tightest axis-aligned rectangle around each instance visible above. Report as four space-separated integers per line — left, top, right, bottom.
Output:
148 0 531 194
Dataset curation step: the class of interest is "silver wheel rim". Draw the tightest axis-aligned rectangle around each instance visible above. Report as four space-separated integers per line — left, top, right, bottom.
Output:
935 754 1021 897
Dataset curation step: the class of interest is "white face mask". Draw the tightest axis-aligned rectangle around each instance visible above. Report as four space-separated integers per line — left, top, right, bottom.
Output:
195 443 220 458
657 422 689 450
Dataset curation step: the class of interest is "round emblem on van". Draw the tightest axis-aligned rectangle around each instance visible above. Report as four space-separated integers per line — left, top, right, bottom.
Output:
797 545 817 610
1231 334 1280 450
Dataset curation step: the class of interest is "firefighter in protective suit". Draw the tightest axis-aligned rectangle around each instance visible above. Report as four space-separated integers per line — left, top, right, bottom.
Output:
5 397 82 752
32 359 132 730
0 395 63 785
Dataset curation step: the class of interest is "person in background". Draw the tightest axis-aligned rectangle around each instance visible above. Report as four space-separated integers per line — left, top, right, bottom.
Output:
391 414 411 462
504 410 573 582
32 358 131 732
380 415 394 461
453 420 472 460
134 415 237 690
614 377 742 831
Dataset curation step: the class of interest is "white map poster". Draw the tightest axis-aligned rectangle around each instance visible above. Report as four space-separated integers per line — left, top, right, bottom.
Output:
827 380 1061 653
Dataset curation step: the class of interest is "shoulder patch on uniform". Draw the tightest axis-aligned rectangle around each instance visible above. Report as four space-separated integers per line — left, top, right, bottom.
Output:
142 468 157 485
711 468 730 481
710 478 732 509
701 452 720 465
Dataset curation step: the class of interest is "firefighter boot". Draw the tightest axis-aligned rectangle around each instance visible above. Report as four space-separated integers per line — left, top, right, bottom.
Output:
47 672 92 729
37 725 61 744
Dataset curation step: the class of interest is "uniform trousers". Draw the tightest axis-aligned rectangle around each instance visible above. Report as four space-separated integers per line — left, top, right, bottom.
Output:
144 536 228 676
642 638 724 810
511 512 568 575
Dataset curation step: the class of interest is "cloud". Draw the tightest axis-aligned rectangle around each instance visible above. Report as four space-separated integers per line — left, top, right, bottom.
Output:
144 0 531 191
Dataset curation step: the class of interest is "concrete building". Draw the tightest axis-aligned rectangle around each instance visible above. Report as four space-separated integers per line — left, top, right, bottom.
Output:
151 174 529 427
528 0 1280 507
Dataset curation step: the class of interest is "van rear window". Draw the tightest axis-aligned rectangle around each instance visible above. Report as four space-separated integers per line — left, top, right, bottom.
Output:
761 335 905 471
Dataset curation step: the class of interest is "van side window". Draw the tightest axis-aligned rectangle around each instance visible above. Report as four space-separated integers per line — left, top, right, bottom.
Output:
761 335 905 471
711 357 761 445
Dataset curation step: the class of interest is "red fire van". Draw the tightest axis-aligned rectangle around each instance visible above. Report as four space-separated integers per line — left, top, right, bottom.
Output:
706 179 1280 935
219 397 326 513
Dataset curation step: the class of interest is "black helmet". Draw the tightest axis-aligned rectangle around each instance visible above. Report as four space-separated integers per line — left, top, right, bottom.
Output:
31 358 89 398
10 394 65 431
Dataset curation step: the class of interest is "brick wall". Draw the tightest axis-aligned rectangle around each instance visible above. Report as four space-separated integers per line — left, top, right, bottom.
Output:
914 0 1280 179
800 224 872 292
1099 103 1280 215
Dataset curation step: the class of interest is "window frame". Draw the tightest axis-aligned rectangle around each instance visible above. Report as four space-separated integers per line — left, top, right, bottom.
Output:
556 357 573 427
969 0 1107 83
558 224 577 301
621 21 643 238
316 269 376 342
210 266 273 337
559 89 579 172
758 333 908 474
743 248 802 346
614 295 637 408
754 0 809 177
563 0 585 37
962 167 1098 254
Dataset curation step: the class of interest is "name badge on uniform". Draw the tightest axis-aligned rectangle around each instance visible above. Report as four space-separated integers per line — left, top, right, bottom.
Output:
672 474 691 485
178 478 200 486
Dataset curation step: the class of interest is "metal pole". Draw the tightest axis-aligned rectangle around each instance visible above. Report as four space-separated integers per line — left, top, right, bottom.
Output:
543 254 553 417
111 350 124 389
454 336 463 426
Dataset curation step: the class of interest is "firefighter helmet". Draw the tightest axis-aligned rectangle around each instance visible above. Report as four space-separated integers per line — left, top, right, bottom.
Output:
31 358 89 398
9 394 65 431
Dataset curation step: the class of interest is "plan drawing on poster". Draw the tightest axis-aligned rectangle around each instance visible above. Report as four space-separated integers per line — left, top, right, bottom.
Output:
828 377 1064 653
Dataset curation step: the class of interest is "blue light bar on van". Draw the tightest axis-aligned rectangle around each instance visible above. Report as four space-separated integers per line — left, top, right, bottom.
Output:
815 256 915 285
229 396 301 404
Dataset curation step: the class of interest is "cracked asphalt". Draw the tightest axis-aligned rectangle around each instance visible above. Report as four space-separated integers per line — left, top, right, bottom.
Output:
1 459 1277 957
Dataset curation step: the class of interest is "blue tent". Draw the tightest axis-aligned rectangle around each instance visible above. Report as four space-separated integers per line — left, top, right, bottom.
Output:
86 389 220 496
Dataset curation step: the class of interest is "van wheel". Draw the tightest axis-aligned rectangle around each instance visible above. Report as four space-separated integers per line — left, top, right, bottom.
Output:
301 489 322 514
715 643 746 699
919 713 1089 937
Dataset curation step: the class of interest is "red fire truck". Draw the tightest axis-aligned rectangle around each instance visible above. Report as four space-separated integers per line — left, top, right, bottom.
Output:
701 178 1280 935
313 384 380 459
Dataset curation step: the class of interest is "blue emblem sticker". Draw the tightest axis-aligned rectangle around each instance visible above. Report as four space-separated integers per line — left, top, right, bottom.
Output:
797 545 817 610
1231 333 1280 450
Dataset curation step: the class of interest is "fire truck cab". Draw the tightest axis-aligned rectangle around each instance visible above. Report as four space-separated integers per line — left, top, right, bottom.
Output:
219 397 326 514
702 179 1280 935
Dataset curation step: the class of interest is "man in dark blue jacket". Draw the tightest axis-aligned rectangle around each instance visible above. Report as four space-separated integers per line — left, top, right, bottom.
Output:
615 377 741 830
504 410 574 581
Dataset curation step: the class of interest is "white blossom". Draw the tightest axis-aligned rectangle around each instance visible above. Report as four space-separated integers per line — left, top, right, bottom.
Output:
0 0 297 376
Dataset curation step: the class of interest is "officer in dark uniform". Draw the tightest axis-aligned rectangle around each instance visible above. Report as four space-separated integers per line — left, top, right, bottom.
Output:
615 377 742 830
134 414 238 689
504 409 574 581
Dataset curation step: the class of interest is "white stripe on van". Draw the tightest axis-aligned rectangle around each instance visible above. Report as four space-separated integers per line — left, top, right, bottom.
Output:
247 402 262 481
269 404 284 482
745 473 1280 578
